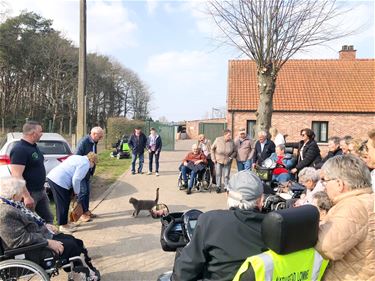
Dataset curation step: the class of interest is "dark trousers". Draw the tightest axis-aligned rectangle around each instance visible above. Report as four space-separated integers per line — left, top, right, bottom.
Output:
149 151 160 172
29 189 54 224
207 158 216 185
48 179 71 225
78 178 90 213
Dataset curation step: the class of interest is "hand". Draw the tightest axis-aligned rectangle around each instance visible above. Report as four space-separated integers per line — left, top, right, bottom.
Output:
47 239 64 255
155 151 159 155
183 161 188 166
291 168 298 174
252 163 256 169
23 195 34 209
46 224 58 234
148 149 151 153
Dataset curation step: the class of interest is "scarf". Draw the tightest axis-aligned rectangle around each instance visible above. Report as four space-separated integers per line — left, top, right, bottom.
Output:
0 196 45 226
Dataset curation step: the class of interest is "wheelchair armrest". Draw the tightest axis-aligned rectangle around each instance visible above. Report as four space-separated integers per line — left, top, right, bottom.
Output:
4 241 48 257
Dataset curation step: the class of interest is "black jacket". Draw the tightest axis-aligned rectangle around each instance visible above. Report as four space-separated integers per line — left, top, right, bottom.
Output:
128 133 147 154
173 208 266 281
252 139 276 165
315 148 343 169
286 140 321 171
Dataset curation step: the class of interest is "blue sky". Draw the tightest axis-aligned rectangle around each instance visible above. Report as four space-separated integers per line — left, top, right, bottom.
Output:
6 0 375 122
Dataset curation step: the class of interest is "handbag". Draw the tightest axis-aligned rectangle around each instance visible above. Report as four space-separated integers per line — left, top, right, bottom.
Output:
69 200 83 222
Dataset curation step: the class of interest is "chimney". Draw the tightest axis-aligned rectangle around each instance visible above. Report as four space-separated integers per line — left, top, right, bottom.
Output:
339 45 356 60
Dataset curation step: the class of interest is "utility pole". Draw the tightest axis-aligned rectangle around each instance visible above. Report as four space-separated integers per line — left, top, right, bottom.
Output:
77 0 87 140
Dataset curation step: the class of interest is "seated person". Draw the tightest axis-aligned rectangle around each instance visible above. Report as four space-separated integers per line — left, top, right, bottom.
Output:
269 144 295 182
180 144 207 194
172 171 266 280
0 177 99 280
294 167 325 206
311 191 332 224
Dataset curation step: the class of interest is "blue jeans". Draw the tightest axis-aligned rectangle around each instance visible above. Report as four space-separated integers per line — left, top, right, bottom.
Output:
181 165 197 189
236 159 252 171
78 179 90 213
131 152 144 173
272 173 292 183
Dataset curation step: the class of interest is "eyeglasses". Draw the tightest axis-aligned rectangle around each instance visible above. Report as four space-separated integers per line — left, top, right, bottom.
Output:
320 178 337 186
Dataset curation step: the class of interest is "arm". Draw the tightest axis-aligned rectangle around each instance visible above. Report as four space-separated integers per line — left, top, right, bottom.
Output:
229 142 237 159
75 137 87 155
72 161 90 194
295 142 321 171
210 141 217 162
248 140 255 160
173 217 207 281
0 209 47 249
284 142 300 149
128 136 134 151
315 200 368 260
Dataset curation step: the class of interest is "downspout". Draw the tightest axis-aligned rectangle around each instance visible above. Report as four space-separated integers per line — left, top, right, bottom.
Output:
231 111 234 139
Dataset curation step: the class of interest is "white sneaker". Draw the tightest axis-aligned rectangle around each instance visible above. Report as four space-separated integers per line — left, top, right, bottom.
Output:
156 172 159 176
59 225 77 234
147 172 152 175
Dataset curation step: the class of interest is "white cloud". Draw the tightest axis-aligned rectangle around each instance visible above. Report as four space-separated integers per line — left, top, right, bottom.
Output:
6 0 138 54
146 0 158 15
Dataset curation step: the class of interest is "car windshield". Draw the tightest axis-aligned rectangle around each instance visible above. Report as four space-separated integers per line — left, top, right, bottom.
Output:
37 141 71 155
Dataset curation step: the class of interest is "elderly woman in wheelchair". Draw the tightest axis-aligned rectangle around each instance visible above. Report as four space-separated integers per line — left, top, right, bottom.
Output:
0 177 100 281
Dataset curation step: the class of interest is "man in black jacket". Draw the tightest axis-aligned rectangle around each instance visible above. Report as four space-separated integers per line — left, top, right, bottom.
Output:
172 171 266 281
252 130 276 167
315 136 342 169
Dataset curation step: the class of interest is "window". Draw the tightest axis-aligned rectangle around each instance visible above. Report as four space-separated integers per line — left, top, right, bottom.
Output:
312 121 328 143
247 120 256 139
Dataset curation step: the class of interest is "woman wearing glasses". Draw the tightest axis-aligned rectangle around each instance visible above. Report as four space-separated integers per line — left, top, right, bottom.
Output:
285 128 321 176
315 154 374 280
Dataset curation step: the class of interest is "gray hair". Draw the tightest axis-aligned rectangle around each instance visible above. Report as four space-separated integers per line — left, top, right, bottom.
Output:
227 194 258 210
298 167 320 184
22 121 41 135
258 130 267 137
91 126 103 134
0 177 25 199
322 154 371 190
328 136 340 145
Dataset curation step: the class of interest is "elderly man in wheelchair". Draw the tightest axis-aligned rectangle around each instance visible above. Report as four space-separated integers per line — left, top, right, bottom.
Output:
0 177 100 281
178 144 208 195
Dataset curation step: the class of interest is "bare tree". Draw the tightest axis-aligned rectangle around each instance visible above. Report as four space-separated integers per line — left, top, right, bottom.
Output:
208 0 354 133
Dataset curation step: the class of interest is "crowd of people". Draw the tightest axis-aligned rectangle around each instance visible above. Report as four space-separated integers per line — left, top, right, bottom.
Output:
1 120 374 280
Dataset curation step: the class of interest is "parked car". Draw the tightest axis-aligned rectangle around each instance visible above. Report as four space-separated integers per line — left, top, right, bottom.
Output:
0 133 72 188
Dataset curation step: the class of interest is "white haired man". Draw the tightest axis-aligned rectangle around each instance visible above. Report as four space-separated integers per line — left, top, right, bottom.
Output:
75 126 104 222
252 130 276 168
173 171 266 280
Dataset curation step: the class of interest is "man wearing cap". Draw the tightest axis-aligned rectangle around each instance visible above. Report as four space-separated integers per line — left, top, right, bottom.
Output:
234 128 254 171
172 171 266 281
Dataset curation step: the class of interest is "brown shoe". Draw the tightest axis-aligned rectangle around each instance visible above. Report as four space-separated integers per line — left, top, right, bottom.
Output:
80 214 92 222
85 211 98 218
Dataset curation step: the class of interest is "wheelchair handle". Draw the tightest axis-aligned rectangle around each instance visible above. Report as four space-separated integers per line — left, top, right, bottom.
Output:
162 220 187 249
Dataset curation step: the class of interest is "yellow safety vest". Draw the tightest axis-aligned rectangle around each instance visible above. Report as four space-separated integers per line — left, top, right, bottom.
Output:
233 248 328 281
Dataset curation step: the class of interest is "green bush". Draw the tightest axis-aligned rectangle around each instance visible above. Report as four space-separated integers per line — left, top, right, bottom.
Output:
106 117 145 148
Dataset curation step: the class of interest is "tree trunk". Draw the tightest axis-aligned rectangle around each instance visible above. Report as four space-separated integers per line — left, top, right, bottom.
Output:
255 69 276 135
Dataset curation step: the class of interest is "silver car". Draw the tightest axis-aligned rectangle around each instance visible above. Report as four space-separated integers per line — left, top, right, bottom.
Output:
0 133 72 184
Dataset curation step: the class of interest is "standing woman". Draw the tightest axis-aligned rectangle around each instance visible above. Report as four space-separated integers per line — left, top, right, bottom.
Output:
146 128 162 176
286 128 321 176
211 129 237 193
47 152 98 234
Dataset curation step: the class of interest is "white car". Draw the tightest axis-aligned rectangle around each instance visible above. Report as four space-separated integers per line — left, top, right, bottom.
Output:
0 133 72 185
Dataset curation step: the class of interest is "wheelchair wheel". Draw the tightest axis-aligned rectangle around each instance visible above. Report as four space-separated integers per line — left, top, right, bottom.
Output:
0 259 50 281
177 175 184 190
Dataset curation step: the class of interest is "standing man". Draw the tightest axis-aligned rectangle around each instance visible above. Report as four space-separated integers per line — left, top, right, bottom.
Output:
211 129 236 193
75 126 104 222
252 130 276 168
146 127 162 176
128 127 147 175
9 121 54 224
198 134 216 186
234 128 254 171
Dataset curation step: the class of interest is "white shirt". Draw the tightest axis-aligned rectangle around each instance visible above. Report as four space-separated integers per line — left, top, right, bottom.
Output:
47 155 90 194
274 133 285 146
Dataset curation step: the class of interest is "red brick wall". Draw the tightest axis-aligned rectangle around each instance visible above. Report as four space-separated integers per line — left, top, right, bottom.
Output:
228 111 375 155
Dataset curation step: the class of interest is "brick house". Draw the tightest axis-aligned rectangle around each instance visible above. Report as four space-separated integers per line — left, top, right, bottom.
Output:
227 46 375 152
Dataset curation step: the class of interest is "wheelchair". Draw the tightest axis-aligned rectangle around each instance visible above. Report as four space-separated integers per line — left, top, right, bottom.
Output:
177 164 211 192
0 237 99 281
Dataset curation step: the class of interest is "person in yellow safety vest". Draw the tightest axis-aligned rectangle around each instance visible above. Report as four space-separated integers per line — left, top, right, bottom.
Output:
233 247 328 281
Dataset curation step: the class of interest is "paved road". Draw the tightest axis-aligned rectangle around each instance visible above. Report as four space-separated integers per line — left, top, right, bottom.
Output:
54 140 229 281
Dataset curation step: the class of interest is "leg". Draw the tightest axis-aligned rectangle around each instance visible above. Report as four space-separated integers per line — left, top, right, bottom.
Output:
32 190 54 224
53 233 84 260
148 152 154 172
155 152 160 173
48 179 71 226
78 179 90 213
189 170 197 189
276 173 291 183
181 165 189 184
131 152 137 173
208 159 216 185
223 162 232 190
244 159 252 170
138 153 144 173
215 163 223 189
236 160 245 172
